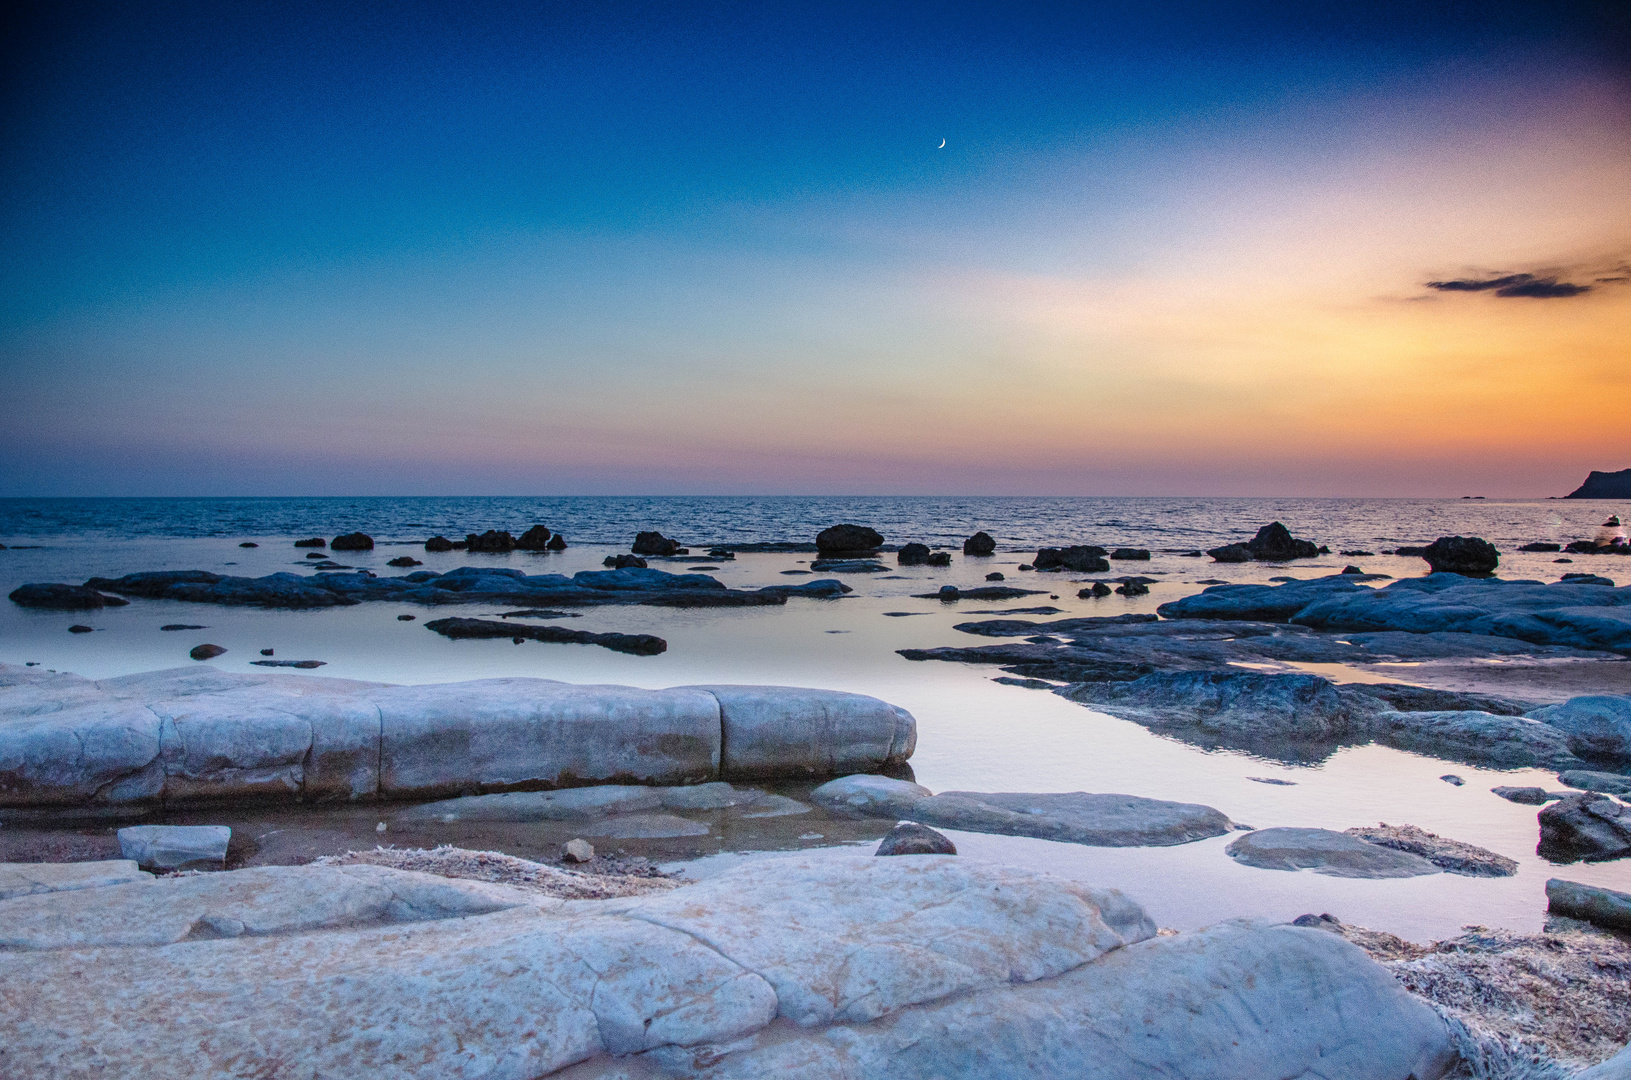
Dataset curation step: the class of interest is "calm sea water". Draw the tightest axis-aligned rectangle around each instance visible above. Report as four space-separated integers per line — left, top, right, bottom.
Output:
0 494 1620 549
3 495 1628 940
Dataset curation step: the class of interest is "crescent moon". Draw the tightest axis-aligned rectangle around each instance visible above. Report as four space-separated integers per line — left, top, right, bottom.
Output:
938 139 946 148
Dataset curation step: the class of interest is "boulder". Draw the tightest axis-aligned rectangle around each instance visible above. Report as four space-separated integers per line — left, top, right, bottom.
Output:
546 533 568 550
1207 543 1253 562
875 823 956 856
117 825 231 871
1226 827 1440 878
1538 793 1631 862
816 524 883 554
330 533 373 551
1341 823 1516 876
962 531 996 556
8 584 128 610
1546 877 1631 933
1559 770 1631 796
1033 546 1109 573
465 530 517 553
293 537 326 548
1245 522 1319 561
897 543 931 566
188 644 226 661
1528 696 1631 760
632 531 682 556
1421 535 1499 575
603 553 648 569
516 526 553 550
1110 548 1150 561
424 535 455 552
563 838 595 862
925 551 951 567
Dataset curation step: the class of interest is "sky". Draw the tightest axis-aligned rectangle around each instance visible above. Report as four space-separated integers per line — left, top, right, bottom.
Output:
2 1 1628 497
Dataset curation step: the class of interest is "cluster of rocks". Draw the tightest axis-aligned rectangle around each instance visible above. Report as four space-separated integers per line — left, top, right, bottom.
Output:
425 525 568 552
0 664 916 808
1206 521 1325 563
10 564 853 611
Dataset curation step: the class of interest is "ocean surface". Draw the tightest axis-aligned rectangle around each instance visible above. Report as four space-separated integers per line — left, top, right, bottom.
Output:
3 495 1628 940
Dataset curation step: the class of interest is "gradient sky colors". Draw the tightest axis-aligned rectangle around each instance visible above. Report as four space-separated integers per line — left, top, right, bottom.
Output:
3 2 1628 496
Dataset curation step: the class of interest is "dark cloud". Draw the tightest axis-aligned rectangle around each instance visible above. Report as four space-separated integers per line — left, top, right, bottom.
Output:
1424 271 1593 299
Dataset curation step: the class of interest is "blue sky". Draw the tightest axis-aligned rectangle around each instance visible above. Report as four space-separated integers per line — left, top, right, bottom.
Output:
3 2 1627 495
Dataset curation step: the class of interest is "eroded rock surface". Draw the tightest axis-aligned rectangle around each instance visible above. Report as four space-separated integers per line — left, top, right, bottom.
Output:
1226 827 1441 878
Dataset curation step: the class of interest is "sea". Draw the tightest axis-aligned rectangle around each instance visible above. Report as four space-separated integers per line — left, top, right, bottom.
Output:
3 495 1628 940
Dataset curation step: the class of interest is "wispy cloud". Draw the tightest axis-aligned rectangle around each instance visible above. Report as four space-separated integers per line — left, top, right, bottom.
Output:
1424 271 1593 298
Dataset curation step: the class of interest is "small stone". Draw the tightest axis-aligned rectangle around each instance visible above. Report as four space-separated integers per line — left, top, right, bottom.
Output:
1440 774 1464 786
68 625 93 633
563 838 595 862
985 572 1004 581
117 825 231 871
876 822 957 856
937 585 960 600
1341 565 1364 575
376 822 388 833
261 648 273 656
1078 583 1112 598
189 644 227 661
239 542 258 548
397 614 416 621
160 624 206 631
306 551 327 559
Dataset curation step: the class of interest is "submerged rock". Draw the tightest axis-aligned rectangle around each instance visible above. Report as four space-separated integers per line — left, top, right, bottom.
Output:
1226 827 1440 878
810 558 887 573
962 531 996 556
8 584 128 610
424 617 666 655
816 523 883 553
1422 535 1499 575
1342 823 1516 876
1538 793 1631 863
876 822 956 856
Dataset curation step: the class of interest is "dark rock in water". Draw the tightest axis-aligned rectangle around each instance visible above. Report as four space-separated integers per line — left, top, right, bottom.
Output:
1422 536 1499 575
424 536 455 552
1546 877 1631 932
1565 468 1631 499
1248 776 1295 785
239 542 258 548
875 822 957 856
810 559 888 573
160 624 206 631
780 569 810 575
1339 550 1375 557
1560 573 1615 586
754 579 853 600
937 586 960 600
1034 546 1109 573
1110 548 1150 561
1558 770 1631 797
816 523 884 554
925 551 951 567
261 649 273 655
1394 545 1428 557
68 625 93 633
465 530 516 553
632 531 682 556
1492 786 1559 805
387 556 422 568
515 525 553 550
963 531 996 556
1341 565 1364 575
331 533 373 552
1115 581 1149 596
9 583 128 610
709 541 820 553
424 616 666 656
1080 583 1112 598
294 538 325 548
910 585 1043 601
986 572 1005 581
993 676 1059 690
1207 543 1253 563
189 644 227 661
604 554 649 569
545 534 568 550
897 543 932 566
251 660 326 668
306 552 328 559
1440 774 1464 785
397 614 416 621
1538 793 1631 862
1246 522 1320 562
1520 542 1563 552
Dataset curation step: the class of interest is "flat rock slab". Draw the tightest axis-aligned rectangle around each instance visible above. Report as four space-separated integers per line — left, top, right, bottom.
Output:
810 775 1231 847
118 824 230 871
0 664 916 807
0 859 150 901
0 858 1454 1079
1226 827 1441 878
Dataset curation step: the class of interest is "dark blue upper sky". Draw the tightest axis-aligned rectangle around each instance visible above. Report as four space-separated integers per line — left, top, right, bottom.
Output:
2 2 1627 495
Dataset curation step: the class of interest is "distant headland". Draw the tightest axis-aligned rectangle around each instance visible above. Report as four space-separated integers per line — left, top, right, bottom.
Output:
1565 468 1631 499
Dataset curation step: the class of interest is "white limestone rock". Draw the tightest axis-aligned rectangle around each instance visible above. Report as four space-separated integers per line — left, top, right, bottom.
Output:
117 824 231 871
683 685 916 780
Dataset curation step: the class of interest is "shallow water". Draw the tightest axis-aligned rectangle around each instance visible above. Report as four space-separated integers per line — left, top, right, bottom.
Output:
2 496 1628 941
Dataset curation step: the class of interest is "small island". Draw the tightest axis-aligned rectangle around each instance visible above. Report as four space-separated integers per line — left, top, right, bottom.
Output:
1565 468 1631 499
